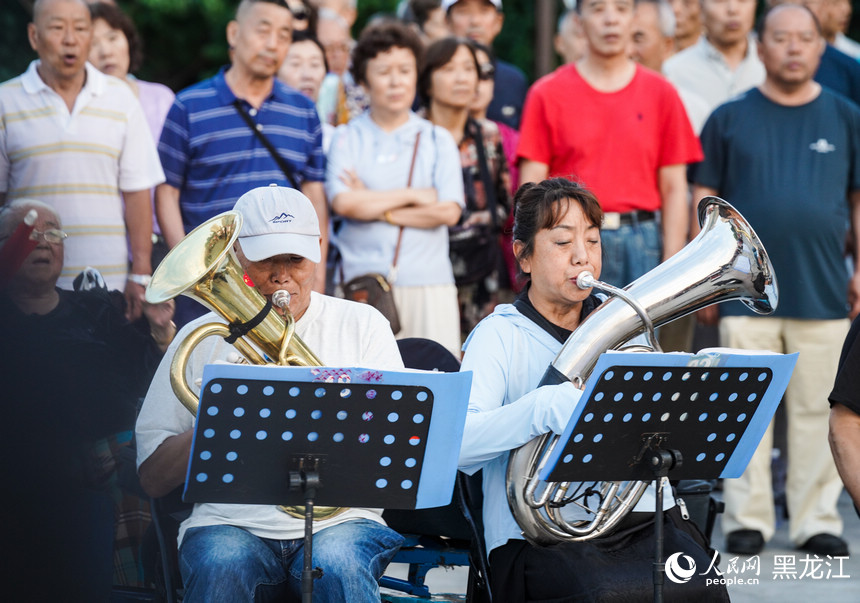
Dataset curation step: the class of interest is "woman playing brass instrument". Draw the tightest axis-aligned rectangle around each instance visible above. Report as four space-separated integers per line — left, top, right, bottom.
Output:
457 178 726 601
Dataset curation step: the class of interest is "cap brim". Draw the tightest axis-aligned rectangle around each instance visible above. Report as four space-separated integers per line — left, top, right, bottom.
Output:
239 232 321 263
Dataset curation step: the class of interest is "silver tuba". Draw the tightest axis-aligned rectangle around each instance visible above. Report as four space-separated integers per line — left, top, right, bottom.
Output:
505 197 778 545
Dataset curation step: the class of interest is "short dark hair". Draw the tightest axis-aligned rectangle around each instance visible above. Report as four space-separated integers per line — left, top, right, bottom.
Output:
513 178 603 273
350 21 425 87
409 0 443 30
290 30 329 72
88 2 143 74
417 36 479 106
755 3 823 40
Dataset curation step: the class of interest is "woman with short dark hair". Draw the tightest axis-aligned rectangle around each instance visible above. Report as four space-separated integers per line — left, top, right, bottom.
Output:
419 36 512 337
457 178 726 601
326 22 465 357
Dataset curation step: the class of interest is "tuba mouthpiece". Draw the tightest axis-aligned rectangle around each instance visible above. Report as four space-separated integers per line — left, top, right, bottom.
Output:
576 272 596 290
272 289 291 309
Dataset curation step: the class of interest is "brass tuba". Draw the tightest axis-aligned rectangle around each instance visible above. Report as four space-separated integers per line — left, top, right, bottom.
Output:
145 211 345 521
505 197 779 545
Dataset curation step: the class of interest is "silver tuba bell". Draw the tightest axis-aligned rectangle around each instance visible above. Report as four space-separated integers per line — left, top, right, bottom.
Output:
505 197 778 545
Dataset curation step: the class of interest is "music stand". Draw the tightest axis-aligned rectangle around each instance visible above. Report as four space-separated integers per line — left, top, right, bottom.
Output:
542 349 797 603
184 363 472 602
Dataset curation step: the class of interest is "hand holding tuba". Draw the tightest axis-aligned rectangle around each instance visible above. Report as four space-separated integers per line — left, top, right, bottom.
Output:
145 211 344 521
505 197 778 545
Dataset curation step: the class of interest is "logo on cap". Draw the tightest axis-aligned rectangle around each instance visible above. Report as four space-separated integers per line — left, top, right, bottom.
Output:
270 213 296 224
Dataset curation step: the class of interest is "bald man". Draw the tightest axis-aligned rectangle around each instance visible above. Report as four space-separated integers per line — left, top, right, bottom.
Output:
155 0 328 329
0 0 164 319
692 3 860 557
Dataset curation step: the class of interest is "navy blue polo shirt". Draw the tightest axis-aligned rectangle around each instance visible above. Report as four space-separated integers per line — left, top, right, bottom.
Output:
158 67 325 232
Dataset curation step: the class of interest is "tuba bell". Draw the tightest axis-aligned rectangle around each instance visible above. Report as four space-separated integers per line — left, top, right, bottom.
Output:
145 211 345 521
505 197 778 545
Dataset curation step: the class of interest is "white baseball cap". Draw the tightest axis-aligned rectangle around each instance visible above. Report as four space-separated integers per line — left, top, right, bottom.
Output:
233 184 321 263
442 0 503 11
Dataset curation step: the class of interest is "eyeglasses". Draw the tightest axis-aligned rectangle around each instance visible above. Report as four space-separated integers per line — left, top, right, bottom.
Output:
29 228 68 244
478 63 496 81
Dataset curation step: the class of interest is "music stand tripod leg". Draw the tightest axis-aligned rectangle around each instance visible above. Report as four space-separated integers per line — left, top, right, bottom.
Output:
289 467 324 603
646 448 681 603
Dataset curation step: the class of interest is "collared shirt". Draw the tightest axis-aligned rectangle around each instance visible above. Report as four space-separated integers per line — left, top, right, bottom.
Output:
158 67 325 233
0 61 165 289
663 35 766 118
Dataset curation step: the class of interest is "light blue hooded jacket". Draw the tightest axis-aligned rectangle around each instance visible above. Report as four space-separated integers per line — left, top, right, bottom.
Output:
458 302 671 554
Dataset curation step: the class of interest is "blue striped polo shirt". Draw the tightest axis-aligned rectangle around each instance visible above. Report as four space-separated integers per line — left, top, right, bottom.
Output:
158 67 325 232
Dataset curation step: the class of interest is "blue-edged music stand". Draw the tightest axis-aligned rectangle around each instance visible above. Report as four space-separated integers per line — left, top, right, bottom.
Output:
184 363 472 602
541 349 797 603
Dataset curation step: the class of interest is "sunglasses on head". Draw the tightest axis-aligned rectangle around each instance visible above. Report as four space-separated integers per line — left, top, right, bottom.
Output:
478 63 496 81
290 4 308 19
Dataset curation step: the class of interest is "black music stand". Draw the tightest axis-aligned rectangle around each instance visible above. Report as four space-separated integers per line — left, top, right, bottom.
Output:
183 363 471 603
541 350 797 603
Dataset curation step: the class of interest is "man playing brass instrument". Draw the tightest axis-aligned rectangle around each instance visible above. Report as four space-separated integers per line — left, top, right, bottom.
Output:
135 185 405 602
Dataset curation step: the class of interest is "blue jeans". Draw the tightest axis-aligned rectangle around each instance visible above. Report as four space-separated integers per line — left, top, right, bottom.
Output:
598 217 661 289
179 519 404 602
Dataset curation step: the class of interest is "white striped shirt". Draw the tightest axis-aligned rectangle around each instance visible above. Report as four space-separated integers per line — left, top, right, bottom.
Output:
0 61 165 290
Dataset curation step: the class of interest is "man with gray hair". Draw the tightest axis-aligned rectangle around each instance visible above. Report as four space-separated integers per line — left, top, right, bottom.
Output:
0 0 164 320
631 0 709 132
663 0 764 118
554 8 586 64
692 2 860 557
156 0 328 327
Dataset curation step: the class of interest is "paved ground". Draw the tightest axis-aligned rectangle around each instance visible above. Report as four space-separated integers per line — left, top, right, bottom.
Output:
383 487 860 601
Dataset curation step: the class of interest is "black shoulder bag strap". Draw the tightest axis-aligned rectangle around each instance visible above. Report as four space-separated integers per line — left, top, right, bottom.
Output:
468 117 499 231
232 99 300 190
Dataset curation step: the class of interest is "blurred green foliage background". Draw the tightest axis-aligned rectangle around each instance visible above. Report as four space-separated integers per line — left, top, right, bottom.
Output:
3 0 534 89
3 0 858 91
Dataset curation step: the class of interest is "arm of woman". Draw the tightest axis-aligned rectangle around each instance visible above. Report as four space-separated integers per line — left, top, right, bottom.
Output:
331 183 439 221
458 318 583 472
387 200 462 228
325 125 439 220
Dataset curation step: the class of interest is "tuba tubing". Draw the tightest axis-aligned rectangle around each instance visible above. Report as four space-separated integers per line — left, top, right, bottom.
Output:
506 197 778 545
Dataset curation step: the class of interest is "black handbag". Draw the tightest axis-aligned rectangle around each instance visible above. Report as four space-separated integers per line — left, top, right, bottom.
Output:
449 223 499 286
449 118 501 286
341 132 422 334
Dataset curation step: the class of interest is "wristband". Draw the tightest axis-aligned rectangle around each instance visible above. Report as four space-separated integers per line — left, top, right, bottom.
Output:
128 273 152 287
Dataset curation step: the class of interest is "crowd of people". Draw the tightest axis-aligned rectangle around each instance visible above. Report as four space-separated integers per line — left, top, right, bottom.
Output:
3 0 860 600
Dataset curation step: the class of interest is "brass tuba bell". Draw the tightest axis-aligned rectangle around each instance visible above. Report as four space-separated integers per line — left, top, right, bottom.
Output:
145 211 345 521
